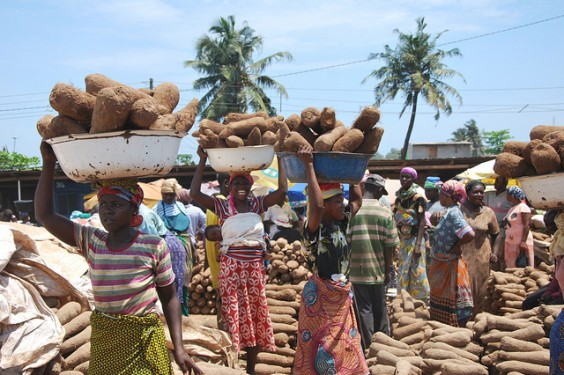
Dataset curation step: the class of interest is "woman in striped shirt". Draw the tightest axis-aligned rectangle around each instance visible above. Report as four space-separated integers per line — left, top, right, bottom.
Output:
190 146 287 375
34 142 201 375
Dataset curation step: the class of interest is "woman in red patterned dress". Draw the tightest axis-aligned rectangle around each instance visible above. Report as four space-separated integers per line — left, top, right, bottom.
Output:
190 146 287 375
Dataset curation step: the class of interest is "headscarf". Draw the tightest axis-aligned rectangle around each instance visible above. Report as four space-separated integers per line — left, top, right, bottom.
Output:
319 183 343 200
400 167 418 180
96 179 144 227
228 173 254 187
424 176 442 190
160 178 181 194
440 180 467 204
550 212 564 257
465 180 486 194
507 186 526 201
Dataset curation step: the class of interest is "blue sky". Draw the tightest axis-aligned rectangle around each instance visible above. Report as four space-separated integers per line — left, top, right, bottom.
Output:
2 0 563 161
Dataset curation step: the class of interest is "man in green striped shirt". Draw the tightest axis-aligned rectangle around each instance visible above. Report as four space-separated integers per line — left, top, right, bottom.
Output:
349 174 399 348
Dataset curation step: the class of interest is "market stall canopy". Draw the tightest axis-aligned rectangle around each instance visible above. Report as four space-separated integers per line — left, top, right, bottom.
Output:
455 159 496 182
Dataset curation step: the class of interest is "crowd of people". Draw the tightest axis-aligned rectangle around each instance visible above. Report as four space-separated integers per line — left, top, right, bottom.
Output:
25 140 563 374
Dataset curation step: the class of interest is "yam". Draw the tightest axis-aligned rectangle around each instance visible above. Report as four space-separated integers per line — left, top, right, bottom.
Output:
56 302 82 325
319 107 337 132
369 364 396 375
245 127 262 146
300 107 321 132
49 83 96 124
151 97 199 133
270 322 297 334
495 360 549 375
265 116 284 133
486 315 530 331
500 336 544 352
223 111 268 124
543 131 564 150
393 320 427 340
399 331 424 345
262 130 277 145
91 86 148 133
530 143 560 174
225 135 245 148
332 128 364 152
152 82 180 114
352 106 381 132
530 125 564 140
494 153 536 178
269 313 296 325
266 289 297 301
503 141 529 158
63 311 92 339
255 363 291 375
84 73 123 96
63 342 91 370
394 360 413 375
282 131 313 152
129 97 160 129
256 352 294 367
355 126 384 154
61 326 92 355
284 114 301 131
372 331 410 350
440 362 488 375
199 118 225 135
313 125 347 151
422 341 479 362
273 332 289 346
219 117 267 139
499 350 549 366
73 361 89 374
37 115 88 139
429 331 470 347
481 324 546 344
368 342 414 358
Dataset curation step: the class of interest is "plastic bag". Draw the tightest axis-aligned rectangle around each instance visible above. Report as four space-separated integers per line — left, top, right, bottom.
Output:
516 251 528 267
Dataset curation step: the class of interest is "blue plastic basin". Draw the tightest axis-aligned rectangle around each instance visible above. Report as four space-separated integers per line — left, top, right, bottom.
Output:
278 151 372 183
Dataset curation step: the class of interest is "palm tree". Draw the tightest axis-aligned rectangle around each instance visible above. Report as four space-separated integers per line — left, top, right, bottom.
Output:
363 17 464 160
450 119 484 156
184 16 293 120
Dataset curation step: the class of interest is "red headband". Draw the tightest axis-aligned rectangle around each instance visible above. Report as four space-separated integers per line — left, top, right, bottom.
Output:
228 173 254 186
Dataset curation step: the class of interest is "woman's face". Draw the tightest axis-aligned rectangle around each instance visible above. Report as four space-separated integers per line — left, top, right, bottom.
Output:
505 192 519 206
323 194 345 221
400 172 414 189
230 176 252 201
439 192 454 207
161 192 176 205
98 194 135 232
467 184 485 207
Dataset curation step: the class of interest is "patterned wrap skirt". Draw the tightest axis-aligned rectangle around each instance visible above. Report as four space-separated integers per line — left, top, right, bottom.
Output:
219 255 275 352
397 234 430 303
429 254 473 326
293 275 369 375
89 310 173 375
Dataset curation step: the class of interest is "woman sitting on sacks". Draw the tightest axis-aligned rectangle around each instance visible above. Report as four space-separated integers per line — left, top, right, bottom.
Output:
153 178 195 316
190 146 287 375
429 180 475 327
34 142 201 375
292 145 368 375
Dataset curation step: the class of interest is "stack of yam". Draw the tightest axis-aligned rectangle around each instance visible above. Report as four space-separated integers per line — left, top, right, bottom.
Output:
187 267 217 315
37 73 198 140
266 238 311 285
192 106 384 155
493 124 564 177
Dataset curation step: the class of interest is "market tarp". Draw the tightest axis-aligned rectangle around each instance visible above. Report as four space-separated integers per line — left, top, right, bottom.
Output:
455 159 496 182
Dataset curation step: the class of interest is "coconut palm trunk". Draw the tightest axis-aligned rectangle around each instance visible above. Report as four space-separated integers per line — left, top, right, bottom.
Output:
401 92 419 160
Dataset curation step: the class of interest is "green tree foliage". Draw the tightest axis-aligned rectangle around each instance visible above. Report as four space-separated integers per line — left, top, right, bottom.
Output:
449 119 483 156
364 17 464 160
386 148 402 160
371 152 385 160
0 150 40 170
185 15 293 120
483 129 512 155
176 154 195 166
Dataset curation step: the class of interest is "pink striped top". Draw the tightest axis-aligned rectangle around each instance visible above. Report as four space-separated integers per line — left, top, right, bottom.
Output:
73 223 174 316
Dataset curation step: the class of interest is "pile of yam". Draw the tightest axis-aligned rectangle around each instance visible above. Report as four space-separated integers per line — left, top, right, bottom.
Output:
473 310 552 375
366 290 487 375
484 265 553 315
192 106 384 155
494 124 564 177
254 281 304 375
37 73 199 139
187 266 218 315
266 238 312 285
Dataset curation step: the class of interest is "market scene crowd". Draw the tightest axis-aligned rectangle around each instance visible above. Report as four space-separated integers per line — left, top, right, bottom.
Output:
3 142 562 375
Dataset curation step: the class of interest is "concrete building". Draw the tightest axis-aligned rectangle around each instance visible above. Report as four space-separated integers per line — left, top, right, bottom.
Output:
407 142 472 159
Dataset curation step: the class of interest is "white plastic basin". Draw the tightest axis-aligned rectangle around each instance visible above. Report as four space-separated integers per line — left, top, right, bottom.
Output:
206 145 275 173
518 172 564 209
46 130 184 183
